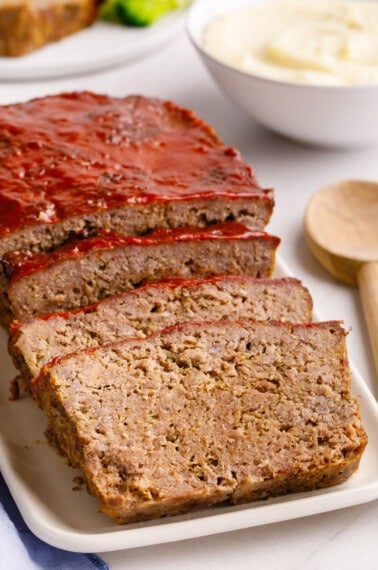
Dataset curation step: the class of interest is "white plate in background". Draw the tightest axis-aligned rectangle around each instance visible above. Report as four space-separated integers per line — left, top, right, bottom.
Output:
0 11 185 81
0 258 377 552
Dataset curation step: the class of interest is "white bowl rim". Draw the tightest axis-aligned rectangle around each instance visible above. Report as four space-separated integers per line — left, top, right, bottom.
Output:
186 0 378 93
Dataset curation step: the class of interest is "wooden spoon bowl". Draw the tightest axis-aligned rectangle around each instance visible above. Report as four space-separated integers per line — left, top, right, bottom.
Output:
304 179 378 376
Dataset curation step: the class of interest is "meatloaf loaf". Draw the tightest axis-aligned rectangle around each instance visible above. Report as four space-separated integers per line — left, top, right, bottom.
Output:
0 1 98 57
0 92 273 259
1 222 280 324
9 276 312 385
31 319 367 524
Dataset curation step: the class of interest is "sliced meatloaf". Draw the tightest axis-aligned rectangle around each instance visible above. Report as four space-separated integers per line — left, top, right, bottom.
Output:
1 222 280 324
0 92 273 259
0 1 98 57
31 319 367 524
9 276 312 384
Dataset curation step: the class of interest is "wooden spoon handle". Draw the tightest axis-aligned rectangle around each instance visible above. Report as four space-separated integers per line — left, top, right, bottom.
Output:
357 261 378 378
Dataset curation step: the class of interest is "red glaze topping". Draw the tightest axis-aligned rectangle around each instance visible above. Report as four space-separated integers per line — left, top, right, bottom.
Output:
2 222 280 282
0 91 271 237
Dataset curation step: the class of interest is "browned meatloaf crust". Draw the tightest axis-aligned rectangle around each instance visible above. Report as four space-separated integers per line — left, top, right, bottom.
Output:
1 223 280 324
0 1 98 57
9 276 312 385
31 319 367 524
0 92 273 260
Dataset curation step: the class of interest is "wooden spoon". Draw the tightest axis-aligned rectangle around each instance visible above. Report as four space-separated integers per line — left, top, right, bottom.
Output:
304 179 378 376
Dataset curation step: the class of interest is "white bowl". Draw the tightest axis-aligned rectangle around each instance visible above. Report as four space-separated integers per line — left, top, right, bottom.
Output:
187 0 378 148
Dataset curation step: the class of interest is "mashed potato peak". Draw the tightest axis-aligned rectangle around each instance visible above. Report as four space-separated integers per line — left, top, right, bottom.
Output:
202 0 378 85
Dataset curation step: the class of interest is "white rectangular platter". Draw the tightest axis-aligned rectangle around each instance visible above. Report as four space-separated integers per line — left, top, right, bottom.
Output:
0 258 377 553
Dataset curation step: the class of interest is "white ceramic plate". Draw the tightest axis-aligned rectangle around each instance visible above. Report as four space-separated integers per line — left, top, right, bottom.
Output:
0 257 377 552
0 11 186 81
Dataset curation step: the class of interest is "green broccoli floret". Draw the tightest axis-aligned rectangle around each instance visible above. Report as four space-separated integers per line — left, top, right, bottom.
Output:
116 0 181 27
99 0 122 23
100 0 190 27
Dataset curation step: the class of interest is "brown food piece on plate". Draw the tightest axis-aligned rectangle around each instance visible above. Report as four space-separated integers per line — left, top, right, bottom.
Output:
31 319 367 524
9 275 312 385
1 222 280 324
0 0 98 57
0 92 273 259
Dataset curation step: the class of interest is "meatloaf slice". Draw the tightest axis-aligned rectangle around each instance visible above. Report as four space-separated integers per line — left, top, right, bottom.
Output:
1 222 280 324
0 92 273 259
0 1 97 57
31 319 367 524
9 276 312 385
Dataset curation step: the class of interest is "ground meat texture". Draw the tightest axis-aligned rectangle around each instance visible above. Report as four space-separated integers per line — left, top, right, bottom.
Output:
31 319 367 524
1 223 280 324
0 92 273 258
9 276 313 385
0 1 98 57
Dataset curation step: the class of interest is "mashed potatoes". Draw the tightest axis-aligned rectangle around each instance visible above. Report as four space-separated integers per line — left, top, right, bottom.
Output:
202 0 378 85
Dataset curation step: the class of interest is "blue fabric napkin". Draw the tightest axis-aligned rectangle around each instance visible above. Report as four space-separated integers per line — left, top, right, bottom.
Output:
0 472 108 570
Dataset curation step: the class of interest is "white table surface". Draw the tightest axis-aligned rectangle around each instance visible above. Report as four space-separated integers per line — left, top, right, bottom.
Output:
0 25 377 570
